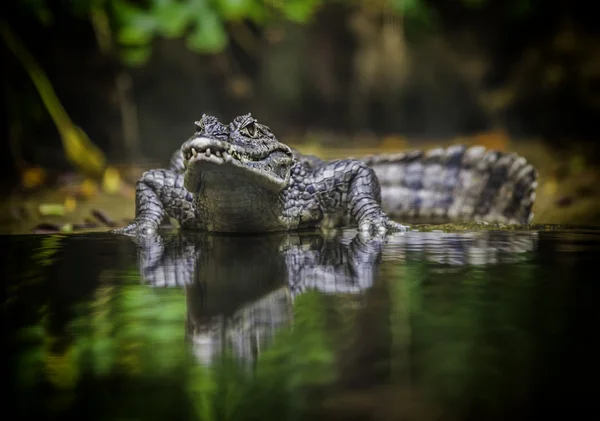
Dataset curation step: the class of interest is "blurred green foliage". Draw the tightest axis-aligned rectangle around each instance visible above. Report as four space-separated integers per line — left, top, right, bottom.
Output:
110 0 330 64
13 0 533 66
13 277 342 419
15 0 330 65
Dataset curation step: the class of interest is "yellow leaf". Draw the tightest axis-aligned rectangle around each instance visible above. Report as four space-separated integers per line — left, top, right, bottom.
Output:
22 167 46 189
102 167 121 194
543 180 558 196
380 135 408 151
473 130 510 151
0 22 107 179
79 179 98 199
63 126 106 178
64 196 77 212
227 75 253 99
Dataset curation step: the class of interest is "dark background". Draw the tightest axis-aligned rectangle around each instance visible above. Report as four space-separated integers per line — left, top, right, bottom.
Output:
2 0 600 179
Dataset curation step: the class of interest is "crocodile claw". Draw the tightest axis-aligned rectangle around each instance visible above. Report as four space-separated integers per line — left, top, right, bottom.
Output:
358 213 408 235
112 220 158 238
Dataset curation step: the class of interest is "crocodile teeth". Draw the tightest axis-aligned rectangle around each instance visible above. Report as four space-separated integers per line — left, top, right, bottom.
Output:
191 148 197 157
223 152 231 162
205 148 211 157
214 150 221 158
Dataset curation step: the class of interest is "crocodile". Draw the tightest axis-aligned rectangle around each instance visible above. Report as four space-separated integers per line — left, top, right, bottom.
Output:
113 113 538 236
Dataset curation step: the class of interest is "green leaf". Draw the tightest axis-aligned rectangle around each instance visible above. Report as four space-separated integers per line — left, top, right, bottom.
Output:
218 0 252 19
60 223 74 233
282 0 321 23
121 45 153 66
186 12 228 53
153 1 192 38
112 0 147 22
117 24 154 46
245 3 269 24
114 2 157 46
38 203 66 216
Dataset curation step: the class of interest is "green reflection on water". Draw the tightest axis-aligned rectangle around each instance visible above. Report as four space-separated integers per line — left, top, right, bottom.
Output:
14 278 346 419
187 290 341 421
6 229 599 420
395 258 548 419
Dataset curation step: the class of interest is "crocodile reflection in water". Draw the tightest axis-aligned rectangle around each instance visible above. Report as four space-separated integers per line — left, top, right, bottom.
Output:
130 229 538 365
133 230 384 364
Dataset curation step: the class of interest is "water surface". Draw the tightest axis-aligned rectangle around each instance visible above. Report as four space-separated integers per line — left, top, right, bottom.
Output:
3 227 599 421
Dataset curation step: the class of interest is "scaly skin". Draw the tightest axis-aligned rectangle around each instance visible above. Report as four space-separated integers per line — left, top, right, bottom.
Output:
113 113 538 236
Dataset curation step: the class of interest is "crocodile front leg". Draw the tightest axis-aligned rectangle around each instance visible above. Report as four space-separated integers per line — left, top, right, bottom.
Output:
113 169 196 236
306 160 408 234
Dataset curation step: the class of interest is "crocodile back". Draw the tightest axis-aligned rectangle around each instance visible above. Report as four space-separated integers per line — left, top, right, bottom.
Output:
362 145 538 224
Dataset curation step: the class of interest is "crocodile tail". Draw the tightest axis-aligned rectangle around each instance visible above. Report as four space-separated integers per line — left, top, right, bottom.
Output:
362 145 538 224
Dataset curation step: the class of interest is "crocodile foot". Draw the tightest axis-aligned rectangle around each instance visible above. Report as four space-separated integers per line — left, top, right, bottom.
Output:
358 213 409 235
112 220 158 237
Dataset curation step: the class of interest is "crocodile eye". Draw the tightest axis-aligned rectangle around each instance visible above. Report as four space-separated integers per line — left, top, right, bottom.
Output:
241 122 257 138
194 120 205 133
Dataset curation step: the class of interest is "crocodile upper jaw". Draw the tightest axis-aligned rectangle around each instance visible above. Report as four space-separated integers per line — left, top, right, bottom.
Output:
182 136 289 193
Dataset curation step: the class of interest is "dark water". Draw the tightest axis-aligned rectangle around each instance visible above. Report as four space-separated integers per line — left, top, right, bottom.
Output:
2 227 599 421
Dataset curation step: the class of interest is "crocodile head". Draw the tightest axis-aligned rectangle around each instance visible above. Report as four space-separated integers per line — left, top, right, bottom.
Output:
182 113 294 193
